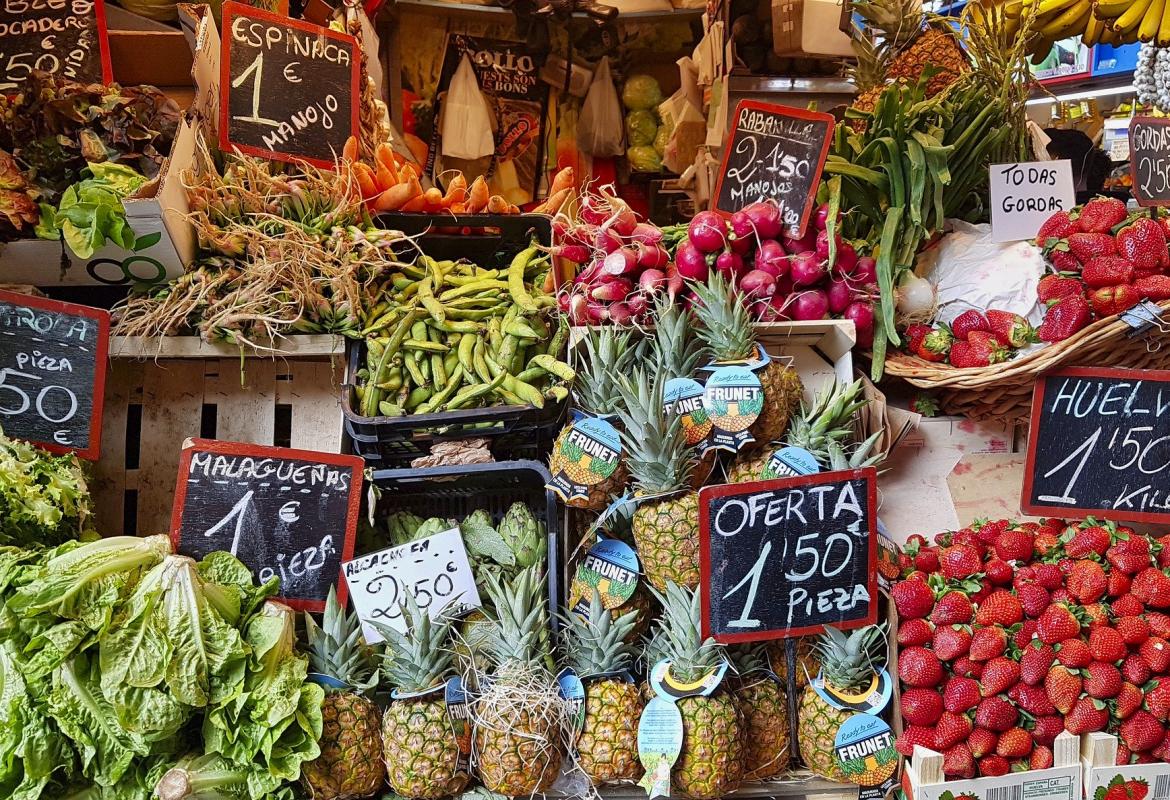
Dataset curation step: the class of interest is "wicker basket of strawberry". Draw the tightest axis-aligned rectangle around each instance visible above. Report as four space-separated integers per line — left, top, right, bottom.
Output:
884 198 1170 422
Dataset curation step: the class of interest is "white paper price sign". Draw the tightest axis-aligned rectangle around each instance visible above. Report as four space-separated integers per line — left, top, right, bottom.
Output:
342 527 481 644
989 160 1076 243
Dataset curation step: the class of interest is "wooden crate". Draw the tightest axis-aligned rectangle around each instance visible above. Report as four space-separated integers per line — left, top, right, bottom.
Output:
1083 733 1170 800
906 732 1081 800
92 336 347 536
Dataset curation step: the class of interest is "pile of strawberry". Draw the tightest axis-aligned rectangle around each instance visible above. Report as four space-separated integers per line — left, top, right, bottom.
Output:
904 309 1035 368
892 517 1170 778
1035 197 1170 342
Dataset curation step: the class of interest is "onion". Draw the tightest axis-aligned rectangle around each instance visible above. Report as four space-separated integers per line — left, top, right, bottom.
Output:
716 250 744 279
609 301 636 325
666 264 684 299
754 240 788 278
834 242 858 276
595 227 622 255
744 201 782 239
591 277 633 301
638 244 669 270
897 273 937 316
640 268 667 294
675 242 710 282
845 301 875 346
630 222 664 246
852 256 877 284
790 251 826 287
688 211 728 253
792 289 829 321
827 279 852 314
739 269 777 298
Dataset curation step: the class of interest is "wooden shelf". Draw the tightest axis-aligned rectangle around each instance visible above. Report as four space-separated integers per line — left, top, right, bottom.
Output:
110 335 348 359
559 771 859 799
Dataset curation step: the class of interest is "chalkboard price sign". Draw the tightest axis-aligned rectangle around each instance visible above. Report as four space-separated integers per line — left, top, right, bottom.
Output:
0 290 109 460
170 438 363 611
699 468 878 643
1130 117 1170 207
1023 367 1170 525
713 100 835 238
219 1 360 169
0 0 113 92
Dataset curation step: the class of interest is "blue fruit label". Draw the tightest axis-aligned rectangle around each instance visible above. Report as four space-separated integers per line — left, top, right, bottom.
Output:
701 366 762 453
570 537 640 616
664 377 712 448
547 416 624 503
762 445 820 478
833 713 897 788
810 668 893 714
558 668 586 739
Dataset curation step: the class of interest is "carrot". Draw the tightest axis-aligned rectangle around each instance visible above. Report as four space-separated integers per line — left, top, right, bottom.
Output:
375 162 398 192
442 174 467 207
373 177 422 212
400 193 430 213
343 136 360 162
466 176 489 213
375 143 397 174
450 202 467 214
487 195 510 214
534 188 569 215
543 270 555 294
548 166 574 197
423 187 444 213
353 162 379 198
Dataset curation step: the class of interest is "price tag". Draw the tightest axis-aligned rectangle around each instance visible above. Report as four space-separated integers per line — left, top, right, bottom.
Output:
342 527 481 645
0 290 109 460
713 100 834 238
170 438 363 611
0 0 112 92
699 469 878 642
1022 367 1170 524
219 1 359 168
1130 117 1170 207
989 160 1076 243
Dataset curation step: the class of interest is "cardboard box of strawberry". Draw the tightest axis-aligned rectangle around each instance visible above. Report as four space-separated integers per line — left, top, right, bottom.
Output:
892 517 1170 778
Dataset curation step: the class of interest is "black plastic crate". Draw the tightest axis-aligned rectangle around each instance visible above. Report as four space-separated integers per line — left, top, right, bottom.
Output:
367 460 563 626
372 212 553 267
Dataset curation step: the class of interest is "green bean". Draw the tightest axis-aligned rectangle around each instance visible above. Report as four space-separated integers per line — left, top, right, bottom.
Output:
405 386 432 411
431 353 447 387
402 339 449 353
458 334 476 376
418 276 446 323
404 356 427 387
529 354 575 382
430 319 483 334
416 365 464 413
472 338 493 384
439 280 509 301
507 243 540 313
447 373 506 410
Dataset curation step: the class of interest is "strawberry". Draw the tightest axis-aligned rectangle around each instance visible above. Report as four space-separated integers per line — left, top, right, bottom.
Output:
980 657 1021 696
974 695 1018 732
984 558 1014 586
935 710 974 748
975 590 1023 627
1085 661 1123 699
1146 612 1170 638
1132 568 1170 608
1036 209 1080 241
995 727 1032 758
1013 619 1038 650
1135 273 1170 301
974 519 1011 544
1045 666 1083 714
1144 676 1170 720
1038 604 1081 644
1116 681 1144 720
1020 641 1056 685
940 544 982 579
896 725 938 756
1128 779 1151 800
892 578 935 619
1117 616 1150 647
1030 715 1065 746
1066 696 1110 734
1113 594 1146 617
1090 626 1128 663
953 656 984 679
950 333 1009 368
1123 653 1153 685
1066 520 1113 557
1038 273 1084 302
1089 284 1141 318
898 618 934 646
1106 784 1133 800
901 688 944 726
1120 710 1165 752
1038 293 1091 342
922 327 954 359
951 309 991 339
933 625 973 661
1108 534 1152 575
1068 231 1118 263
1078 197 1128 233
1141 637 1170 673
1085 602 1111 628
905 323 932 354
899 646 944 687
979 754 1010 776
1057 638 1092 668
932 591 974 625
1083 256 1135 289
943 743 976 778
1018 584 1050 618
1109 571 1133 598
944 675 982 712
1033 563 1064 590
1068 559 1108 603
915 547 941 573
968 727 999 758
1030 745 1054 770
994 528 1035 562
1117 217 1170 271
969 626 1008 661
1008 682 1055 715
985 310 1035 348
1116 742 1134 765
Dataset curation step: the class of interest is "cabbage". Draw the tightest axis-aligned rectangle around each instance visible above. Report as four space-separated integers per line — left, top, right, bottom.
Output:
654 119 673 156
627 145 664 172
625 110 659 147
621 74 664 111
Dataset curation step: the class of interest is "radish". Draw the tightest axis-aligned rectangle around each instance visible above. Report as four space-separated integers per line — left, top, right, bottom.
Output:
688 211 727 253
587 302 608 323
640 268 667 294
814 203 833 231
783 231 816 254
827 279 852 314
609 301 636 324
845 301 875 346
666 264 684 298
591 277 633 301
576 259 603 285
637 244 669 270
595 226 622 254
729 234 754 255
730 210 754 239
603 248 638 276
715 250 744 280
580 195 608 225
630 222 664 246
675 242 710 282
753 292 791 322
815 229 840 262
569 293 590 325
852 256 877 284
626 294 649 317
834 242 858 276
744 201 782 239
754 240 788 278
558 292 570 313
739 269 777 298
555 244 591 264
790 251 826 287
791 289 829 321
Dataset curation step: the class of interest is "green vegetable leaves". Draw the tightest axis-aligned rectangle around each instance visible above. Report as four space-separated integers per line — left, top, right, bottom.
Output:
0 430 94 548
34 163 148 258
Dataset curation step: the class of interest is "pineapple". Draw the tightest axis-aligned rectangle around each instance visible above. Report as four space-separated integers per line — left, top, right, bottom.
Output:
767 636 820 691
301 587 386 800
651 582 743 799
731 644 791 781
551 326 635 510
562 588 643 785
613 368 700 592
691 274 804 454
374 594 469 799
797 624 888 781
474 566 565 795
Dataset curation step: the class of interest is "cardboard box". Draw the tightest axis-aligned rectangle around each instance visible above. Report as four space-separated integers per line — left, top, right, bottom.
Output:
107 6 194 88
771 0 854 57
1083 733 1170 800
906 732 1082 800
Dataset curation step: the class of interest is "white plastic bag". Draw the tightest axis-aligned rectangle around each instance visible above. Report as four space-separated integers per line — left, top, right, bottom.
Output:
578 58 624 157
441 55 496 161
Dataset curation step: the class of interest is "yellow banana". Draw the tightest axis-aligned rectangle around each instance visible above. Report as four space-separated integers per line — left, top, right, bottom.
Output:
1041 0 1091 34
1140 0 1164 39
1030 34 1057 60
1083 11 1105 42
1092 0 1134 18
1036 0 1081 16
1157 0 1170 43
1114 0 1152 31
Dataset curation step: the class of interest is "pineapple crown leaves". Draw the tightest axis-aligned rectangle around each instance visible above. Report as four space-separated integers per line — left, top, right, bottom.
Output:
480 565 552 670
649 291 709 380
813 623 890 692
689 272 757 362
558 588 639 679
729 642 773 676
611 367 696 494
371 591 455 694
785 379 871 466
575 325 638 415
303 586 378 694
826 429 885 472
646 581 726 682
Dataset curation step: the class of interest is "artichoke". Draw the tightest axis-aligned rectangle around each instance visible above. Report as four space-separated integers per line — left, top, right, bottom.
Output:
498 502 545 569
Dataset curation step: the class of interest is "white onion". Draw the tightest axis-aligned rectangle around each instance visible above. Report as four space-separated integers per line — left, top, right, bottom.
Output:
896 273 937 316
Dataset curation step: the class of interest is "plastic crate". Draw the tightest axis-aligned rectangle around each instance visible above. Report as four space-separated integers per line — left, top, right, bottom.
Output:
372 212 552 267
367 460 563 626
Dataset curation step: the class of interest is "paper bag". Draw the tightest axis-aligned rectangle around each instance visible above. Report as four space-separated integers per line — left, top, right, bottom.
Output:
579 57 625 157
441 54 496 161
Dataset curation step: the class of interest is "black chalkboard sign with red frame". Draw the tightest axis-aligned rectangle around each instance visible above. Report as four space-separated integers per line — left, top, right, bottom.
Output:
0 0 113 92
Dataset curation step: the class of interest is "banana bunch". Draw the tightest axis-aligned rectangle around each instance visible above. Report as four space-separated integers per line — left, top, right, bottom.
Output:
1091 0 1170 46
998 0 1168 57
